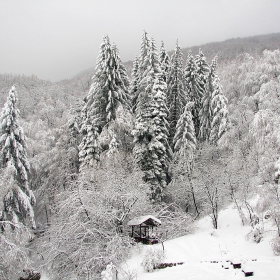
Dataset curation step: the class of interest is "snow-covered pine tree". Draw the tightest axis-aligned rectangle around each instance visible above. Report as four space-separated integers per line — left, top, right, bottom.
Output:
195 49 210 85
152 75 172 181
209 55 218 93
198 55 218 142
68 99 85 140
173 102 197 159
209 75 229 144
130 55 140 112
133 40 171 201
142 36 161 79
79 83 103 166
131 31 150 112
167 41 187 148
185 51 205 138
0 86 36 229
79 36 130 168
159 41 171 82
108 41 130 120
135 37 161 114
133 78 158 198
138 30 150 81
198 89 212 142
133 74 170 202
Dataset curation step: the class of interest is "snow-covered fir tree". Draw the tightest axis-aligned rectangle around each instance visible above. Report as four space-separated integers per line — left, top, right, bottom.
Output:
142 36 161 79
0 86 36 229
133 74 171 201
167 41 187 148
173 102 197 159
199 55 221 142
130 55 140 112
133 39 171 201
208 55 218 93
111 42 131 107
195 49 210 85
68 99 85 140
133 80 158 199
135 37 161 114
79 36 130 168
185 51 205 138
209 76 229 144
198 87 212 142
138 30 150 81
159 41 171 82
152 75 172 179
131 31 150 112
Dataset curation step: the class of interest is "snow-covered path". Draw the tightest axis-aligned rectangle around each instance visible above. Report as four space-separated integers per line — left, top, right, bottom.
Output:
120 206 280 280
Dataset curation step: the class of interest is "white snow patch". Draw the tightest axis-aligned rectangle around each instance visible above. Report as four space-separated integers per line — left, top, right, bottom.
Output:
120 205 280 280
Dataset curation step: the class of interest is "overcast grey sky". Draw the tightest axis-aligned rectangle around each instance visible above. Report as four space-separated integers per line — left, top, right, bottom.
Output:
1 0 280 81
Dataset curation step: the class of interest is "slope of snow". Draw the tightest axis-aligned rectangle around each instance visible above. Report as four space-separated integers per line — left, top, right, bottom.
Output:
120 206 280 280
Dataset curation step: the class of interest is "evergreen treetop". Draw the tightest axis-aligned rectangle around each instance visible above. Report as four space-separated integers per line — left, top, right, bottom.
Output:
142 37 161 80
138 30 151 81
159 41 171 82
185 51 205 103
208 55 218 93
135 36 161 113
195 48 210 84
79 36 130 167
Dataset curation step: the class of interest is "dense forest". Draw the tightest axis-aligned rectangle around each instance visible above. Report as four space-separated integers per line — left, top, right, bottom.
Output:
1 32 280 280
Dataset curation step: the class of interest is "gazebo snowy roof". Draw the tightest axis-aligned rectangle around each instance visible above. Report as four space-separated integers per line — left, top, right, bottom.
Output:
127 215 161 227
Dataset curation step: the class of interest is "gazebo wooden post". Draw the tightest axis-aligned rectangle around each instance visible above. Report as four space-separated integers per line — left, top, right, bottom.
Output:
131 226 134 237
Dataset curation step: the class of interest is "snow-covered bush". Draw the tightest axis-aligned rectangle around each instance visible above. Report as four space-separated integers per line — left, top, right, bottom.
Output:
270 235 280 255
253 226 263 243
141 247 165 272
155 203 194 242
39 182 135 280
247 225 263 243
101 263 117 280
117 267 137 280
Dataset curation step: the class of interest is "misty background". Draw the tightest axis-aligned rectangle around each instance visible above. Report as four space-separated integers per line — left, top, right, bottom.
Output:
1 0 280 82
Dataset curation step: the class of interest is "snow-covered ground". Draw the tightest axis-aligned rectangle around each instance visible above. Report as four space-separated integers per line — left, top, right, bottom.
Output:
120 206 280 280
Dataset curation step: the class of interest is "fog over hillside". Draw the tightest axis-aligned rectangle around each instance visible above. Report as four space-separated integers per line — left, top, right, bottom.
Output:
73 32 280 80
1 0 280 81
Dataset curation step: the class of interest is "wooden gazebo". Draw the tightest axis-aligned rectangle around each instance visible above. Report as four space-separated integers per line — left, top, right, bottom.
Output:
127 215 161 245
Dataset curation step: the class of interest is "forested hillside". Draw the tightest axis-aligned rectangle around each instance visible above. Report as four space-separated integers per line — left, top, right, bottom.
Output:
181 32 280 63
1 32 280 280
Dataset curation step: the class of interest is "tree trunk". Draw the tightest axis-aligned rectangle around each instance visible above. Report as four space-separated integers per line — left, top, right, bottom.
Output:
187 173 200 217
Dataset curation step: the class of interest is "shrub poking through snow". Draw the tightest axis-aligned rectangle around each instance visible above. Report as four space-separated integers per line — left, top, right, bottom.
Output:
252 226 263 243
247 225 264 243
141 247 165 272
270 235 280 255
156 262 184 269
